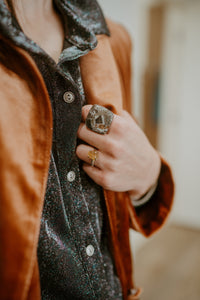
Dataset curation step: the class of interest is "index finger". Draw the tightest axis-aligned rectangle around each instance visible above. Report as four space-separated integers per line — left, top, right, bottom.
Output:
77 122 111 152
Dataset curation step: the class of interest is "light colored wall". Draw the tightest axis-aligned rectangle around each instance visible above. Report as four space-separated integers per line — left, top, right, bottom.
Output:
98 0 200 250
159 0 200 228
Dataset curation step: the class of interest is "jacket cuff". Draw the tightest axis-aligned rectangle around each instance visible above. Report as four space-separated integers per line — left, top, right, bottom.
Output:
130 181 158 207
128 156 174 237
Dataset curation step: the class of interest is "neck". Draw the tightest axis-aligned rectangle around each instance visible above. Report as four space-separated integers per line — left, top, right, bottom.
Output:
11 0 54 19
5 0 65 64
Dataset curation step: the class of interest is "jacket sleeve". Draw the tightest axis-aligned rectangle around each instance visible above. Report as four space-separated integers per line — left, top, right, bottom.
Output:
128 156 174 236
0 38 53 299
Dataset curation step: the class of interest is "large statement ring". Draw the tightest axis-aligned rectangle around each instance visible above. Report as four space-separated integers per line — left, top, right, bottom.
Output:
88 149 98 167
86 104 114 134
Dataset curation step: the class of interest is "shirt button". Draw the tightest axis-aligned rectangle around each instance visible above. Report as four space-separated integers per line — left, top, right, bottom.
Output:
86 245 94 257
63 91 75 103
67 171 76 182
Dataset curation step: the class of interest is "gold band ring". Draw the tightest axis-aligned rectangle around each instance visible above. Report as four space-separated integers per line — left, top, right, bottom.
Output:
88 149 98 167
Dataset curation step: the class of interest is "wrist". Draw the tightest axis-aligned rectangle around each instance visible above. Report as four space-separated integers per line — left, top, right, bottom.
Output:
128 151 161 205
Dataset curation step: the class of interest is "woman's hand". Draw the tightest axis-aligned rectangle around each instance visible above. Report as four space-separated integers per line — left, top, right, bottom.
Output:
76 105 161 199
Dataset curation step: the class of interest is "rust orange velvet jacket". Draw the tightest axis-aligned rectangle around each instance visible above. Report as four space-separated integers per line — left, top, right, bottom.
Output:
0 20 174 300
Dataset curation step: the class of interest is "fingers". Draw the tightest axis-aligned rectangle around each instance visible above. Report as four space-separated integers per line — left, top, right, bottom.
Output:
78 105 121 152
81 105 93 121
82 163 112 190
76 105 150 192
77 122 113 153
82 163 104 186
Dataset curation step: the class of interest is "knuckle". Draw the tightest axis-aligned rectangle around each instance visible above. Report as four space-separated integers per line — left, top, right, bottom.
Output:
111 141 124 158
111 159 120 173
113 117 126 134
104 137 115 152
120 119 128 132
111 120 121 135
104 156 118 173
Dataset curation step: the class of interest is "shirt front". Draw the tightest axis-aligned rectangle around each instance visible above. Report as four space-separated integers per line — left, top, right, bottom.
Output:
0 0 123 299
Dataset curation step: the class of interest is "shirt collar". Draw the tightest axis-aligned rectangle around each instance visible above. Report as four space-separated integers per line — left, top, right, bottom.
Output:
0 0 110 55
55 0 110 51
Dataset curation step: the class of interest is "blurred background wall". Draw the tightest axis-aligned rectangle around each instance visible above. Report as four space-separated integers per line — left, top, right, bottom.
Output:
159 0 200 229
99 0 200 231
98 1 200 298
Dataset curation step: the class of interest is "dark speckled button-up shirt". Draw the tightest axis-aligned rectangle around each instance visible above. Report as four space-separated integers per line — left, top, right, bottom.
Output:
0 0 123 299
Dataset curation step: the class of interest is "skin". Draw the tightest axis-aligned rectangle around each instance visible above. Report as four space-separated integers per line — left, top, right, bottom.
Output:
12 0 161 200
12 0 65 63
77 106 161 200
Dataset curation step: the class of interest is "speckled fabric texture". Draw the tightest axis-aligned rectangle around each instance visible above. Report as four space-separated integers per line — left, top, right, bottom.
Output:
0 0 123 299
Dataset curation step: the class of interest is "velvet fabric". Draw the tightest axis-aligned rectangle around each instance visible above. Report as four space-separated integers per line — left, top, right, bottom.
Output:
0 20 174 300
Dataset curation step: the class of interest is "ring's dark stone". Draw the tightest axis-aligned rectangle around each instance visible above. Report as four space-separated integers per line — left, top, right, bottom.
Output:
85 104 114 134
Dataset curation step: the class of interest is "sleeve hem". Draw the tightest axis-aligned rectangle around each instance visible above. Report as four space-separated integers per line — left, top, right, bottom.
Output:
128 155 175 237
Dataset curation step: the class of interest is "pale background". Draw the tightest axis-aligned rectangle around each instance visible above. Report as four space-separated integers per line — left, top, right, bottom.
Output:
98 0 200 249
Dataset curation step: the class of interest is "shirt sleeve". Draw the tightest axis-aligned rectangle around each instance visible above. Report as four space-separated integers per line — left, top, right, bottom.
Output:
130 182 158 207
